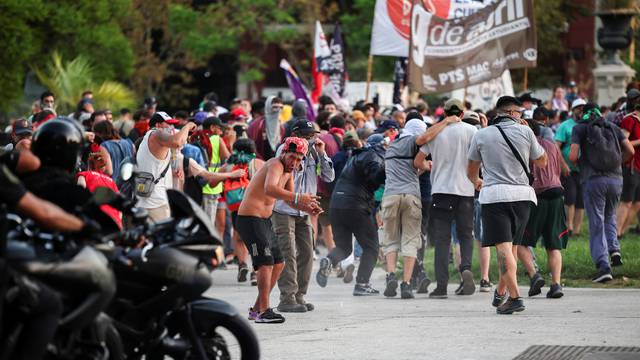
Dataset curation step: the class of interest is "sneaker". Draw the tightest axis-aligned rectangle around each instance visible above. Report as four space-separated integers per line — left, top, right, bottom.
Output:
415 272 431 294
461 270 476 295
276 302 308 313
295 296 315 311
496 297 525 315
384 272 398 297
237 264 249 283
454 282 464 295
343 264 355 284
528 272 545 297
546 283 564 299
400 282 414 299
611 251 623 267
336 267 345 278
592 270 613 283
316 257 331 288
353 283 380 296
248 307 258 321
250 271 257 286
479 279 492 293
492 289 507 307
255 308 285 324
428 286 448 299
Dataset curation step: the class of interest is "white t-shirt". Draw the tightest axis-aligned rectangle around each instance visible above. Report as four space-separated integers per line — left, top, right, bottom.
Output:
136 130 173 209
421 122 477 197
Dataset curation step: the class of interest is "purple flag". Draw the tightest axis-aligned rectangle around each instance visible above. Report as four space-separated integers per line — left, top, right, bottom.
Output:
280 59 316 121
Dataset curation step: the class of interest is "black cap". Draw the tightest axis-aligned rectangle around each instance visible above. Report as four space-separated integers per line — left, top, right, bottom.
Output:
291 120 319 135
496 96 522 109
518 92 540 104
375 120 399 133
14 119 33 136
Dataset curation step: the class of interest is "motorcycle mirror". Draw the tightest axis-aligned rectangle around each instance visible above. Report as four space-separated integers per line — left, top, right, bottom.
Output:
120 162 135 182
93 186 119 206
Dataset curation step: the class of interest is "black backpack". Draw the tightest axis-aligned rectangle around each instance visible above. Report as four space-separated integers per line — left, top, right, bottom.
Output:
183 156 204 206
584 119 622 173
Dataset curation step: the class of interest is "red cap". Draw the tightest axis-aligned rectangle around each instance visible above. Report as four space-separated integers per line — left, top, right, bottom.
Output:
282 137 308 155
231 107 248 120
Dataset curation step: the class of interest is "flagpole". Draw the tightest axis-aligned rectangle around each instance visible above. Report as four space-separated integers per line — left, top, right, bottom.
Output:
523 67 529 92
365 54 373 101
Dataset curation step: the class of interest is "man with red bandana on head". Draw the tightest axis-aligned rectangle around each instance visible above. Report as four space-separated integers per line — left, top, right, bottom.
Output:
236 136 322 324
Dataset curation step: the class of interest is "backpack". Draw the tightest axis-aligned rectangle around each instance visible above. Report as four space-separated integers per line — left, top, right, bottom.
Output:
223 163 250 212
189 131 211 166
183 156 204 205
585 119 622 173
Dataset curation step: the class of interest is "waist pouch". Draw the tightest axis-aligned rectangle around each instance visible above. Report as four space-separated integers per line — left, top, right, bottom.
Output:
135 163 170 198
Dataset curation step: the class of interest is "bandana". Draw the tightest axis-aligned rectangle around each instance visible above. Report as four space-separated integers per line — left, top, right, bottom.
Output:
329 127 345 138
282 137 308 155
134 120 150 136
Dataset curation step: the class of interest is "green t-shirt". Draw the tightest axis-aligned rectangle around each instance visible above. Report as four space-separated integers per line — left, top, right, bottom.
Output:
554 118 578 172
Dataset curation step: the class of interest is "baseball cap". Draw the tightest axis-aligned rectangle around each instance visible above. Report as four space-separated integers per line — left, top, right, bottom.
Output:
462 111 480 124
367 134 384 146
496 96 522 109
375 120 399 133
571 98 587 109
627 88 640 100
203 116 224 129
282 137 309 155
343 131 359 143
568 80 577 87
444 98 464 112
14 119 33 136
291 120 320 135
149 111 179 128
518 92 540 104
231 107 248 120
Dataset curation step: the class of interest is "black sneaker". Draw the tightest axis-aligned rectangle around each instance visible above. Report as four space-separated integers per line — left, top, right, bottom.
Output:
454 282 464 295
415 272 431 294
592 270 613 283
428 286 448 299
237 264 249 283
250 271 257 286
400 282 414 299
611 251 623 267
496 297 525 315
461 270 476 295
546 283 564 299
343 264 355 284
316 257 331 288
255 308 285 324
384 272 398 297
492 289 507 307
479 279 492 293
528 272 545 297
353 283 380 296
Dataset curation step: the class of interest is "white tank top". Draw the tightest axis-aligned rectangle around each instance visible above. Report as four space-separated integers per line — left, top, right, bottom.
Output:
136 130 173 209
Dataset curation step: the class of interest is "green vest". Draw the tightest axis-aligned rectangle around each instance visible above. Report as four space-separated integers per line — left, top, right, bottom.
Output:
203 135 223 195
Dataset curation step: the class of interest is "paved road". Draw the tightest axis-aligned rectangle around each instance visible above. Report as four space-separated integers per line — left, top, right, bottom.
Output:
206 264 640 360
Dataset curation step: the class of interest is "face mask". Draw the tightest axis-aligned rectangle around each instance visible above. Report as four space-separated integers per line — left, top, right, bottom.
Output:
388 132 397 141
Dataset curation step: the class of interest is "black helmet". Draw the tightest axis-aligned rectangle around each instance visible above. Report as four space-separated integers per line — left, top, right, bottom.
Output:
32 119 84 172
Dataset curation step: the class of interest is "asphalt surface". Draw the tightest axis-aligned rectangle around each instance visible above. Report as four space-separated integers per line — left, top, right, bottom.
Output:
206 263 640 360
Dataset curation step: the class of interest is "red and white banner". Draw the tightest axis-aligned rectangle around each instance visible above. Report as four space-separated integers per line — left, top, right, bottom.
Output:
370 0 487 56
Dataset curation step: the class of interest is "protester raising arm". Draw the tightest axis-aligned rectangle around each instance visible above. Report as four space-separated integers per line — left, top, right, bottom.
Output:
150 122 196 150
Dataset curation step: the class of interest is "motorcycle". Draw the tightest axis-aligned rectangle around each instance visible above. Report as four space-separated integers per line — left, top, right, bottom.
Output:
95 163 260 360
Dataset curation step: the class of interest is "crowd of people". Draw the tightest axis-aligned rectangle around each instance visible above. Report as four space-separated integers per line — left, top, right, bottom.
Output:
1 80 636 323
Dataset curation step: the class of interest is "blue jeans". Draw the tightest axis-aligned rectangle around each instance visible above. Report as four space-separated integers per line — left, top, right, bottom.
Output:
583 177 622 273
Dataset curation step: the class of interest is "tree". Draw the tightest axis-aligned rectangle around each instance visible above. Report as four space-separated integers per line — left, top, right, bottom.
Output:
34 53 136 115
0 0 135 113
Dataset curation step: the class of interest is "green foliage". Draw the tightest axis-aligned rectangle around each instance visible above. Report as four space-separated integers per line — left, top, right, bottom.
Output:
0 0 134 112
34 53 135 114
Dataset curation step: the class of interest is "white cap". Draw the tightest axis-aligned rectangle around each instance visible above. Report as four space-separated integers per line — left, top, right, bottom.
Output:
571 98 587 109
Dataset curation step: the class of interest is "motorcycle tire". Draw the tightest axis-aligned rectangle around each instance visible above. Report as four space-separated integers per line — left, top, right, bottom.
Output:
193 314 260 360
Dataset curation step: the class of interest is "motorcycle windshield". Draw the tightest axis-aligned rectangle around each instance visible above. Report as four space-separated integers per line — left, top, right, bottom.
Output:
166 189 218 240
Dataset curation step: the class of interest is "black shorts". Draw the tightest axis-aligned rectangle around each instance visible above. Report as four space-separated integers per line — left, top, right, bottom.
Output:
235 215 284 270
621 166 640 203
562 171 584 208
481 201 531 247
522 191 570 250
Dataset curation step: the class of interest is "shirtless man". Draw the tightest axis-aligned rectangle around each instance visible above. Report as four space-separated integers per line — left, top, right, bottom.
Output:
236 137 321 323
